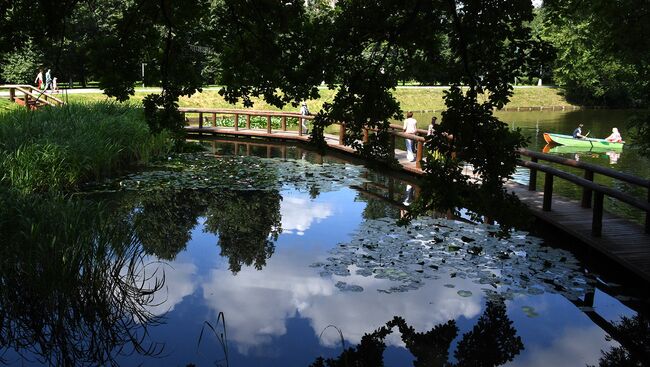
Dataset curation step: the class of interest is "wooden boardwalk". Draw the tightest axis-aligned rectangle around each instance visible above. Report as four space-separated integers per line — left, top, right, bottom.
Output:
186 123 650 283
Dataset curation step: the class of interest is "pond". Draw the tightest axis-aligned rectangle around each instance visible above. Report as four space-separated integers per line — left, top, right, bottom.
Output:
413 109 650 223
1 142 648 366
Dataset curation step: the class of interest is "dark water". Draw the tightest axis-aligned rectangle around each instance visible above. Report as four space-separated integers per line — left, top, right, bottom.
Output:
413 110 650 223
1 142 648 366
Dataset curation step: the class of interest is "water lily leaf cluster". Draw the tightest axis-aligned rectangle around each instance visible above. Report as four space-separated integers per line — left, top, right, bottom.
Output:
313 217 597 301
96 153 369 194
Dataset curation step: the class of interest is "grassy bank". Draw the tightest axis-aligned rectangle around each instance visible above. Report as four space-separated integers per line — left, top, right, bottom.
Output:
0 102 170 193
60 86 572 113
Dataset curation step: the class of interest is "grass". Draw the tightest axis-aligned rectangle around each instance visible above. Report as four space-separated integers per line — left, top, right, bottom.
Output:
60 86 573 113
0 102 171 193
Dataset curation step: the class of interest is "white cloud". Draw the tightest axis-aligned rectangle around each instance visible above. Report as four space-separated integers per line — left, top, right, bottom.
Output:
507 325 617 367
200 247 482 353
280 195 333 234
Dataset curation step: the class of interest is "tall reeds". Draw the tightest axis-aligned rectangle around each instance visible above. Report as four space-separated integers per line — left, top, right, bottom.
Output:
0 102 171 193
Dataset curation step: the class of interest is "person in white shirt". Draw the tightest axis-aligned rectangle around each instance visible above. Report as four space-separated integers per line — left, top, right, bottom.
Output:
403 111 418 162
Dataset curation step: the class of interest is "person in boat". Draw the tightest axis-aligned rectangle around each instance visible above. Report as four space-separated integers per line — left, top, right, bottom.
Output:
572 123 588 139
605 127 623 143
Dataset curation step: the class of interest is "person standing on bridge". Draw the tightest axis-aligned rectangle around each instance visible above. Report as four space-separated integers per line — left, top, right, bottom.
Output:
300 102 310 134
34 69 43 89
403 111 418 162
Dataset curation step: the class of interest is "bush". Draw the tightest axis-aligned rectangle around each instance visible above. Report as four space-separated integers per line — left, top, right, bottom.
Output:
0 39 41 84
0 102 171 193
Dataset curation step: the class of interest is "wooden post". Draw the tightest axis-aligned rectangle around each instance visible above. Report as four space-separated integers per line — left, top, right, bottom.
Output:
281 146 287 159
390 134 396 159
592 191 604 236
212 113 216 127
234 113 239 131
267 146 272 158
528 157 538 191
338 123 345 145
416 141 424 169
198 112 203 129
298 117 303 136
234 142 239 155
182 112 186 125
543 173 554 211
246 114 251 129
266 115 272 134
363 129 369 143
582 170 594 208
9 87 15 101
246 144 251 156
281 116 287 131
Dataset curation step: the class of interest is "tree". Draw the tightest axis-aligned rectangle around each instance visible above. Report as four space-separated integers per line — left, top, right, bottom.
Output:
0 39 41 84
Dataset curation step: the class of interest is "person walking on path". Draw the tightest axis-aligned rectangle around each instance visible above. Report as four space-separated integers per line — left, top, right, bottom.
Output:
300 102 310 134
34 70 43 89
403 111 418 162
44 69 52 92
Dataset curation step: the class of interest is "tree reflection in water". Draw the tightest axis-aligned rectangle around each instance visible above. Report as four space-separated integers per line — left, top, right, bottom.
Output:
595 314 650 367
0 191 165 366
204 190 282 274
310 300 523 367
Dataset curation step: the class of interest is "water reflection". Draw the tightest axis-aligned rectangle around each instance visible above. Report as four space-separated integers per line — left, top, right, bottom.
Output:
310 300 523 367
0 192 165 366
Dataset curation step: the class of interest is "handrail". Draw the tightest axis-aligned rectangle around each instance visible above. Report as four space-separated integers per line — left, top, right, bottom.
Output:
518 159 650 212
518 148 650 188
1 84 65 107
14 86 56 107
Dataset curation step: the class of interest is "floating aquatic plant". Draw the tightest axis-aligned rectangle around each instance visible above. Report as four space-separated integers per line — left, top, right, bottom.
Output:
313 217 598 302
90 153 369 194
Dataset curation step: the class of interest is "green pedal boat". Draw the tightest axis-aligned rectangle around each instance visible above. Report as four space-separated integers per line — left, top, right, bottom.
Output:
543 133 624 150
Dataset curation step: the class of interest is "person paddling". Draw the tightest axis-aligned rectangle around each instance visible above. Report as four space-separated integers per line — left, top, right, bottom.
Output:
572 123 588 139
605 127 623 143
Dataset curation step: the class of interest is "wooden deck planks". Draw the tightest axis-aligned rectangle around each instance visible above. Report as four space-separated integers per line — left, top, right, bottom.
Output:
186 125 650 282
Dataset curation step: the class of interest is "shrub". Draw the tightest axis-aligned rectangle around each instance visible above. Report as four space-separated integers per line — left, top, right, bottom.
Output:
0 39 42 84
0 102 171 193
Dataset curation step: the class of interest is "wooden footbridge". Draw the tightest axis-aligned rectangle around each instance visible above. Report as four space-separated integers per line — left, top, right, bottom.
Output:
1 84 65 109
179 107 650 281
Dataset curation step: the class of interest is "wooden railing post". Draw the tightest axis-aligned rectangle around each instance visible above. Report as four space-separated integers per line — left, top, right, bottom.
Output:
416 140 424 169
338 123 345 145
593 192 604 236
234 113 239 131
582 170 594 208
543 173 554 211
182 112 186 125
9 87 15 101
198 112 203 129
266 115 272 134
390 133 396 159
281 116 286 131
299 117 303 136
528 157 538 191
363 129 369 143
211 113 216 127
246 114 251 129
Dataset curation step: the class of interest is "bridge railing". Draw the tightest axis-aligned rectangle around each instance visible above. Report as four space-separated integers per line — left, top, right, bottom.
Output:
1 84 65 107
179 107 430 168
517 148 650 235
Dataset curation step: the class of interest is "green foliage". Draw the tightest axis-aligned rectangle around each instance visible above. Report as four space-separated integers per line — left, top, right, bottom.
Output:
0 39 41 84
0 103 171 193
